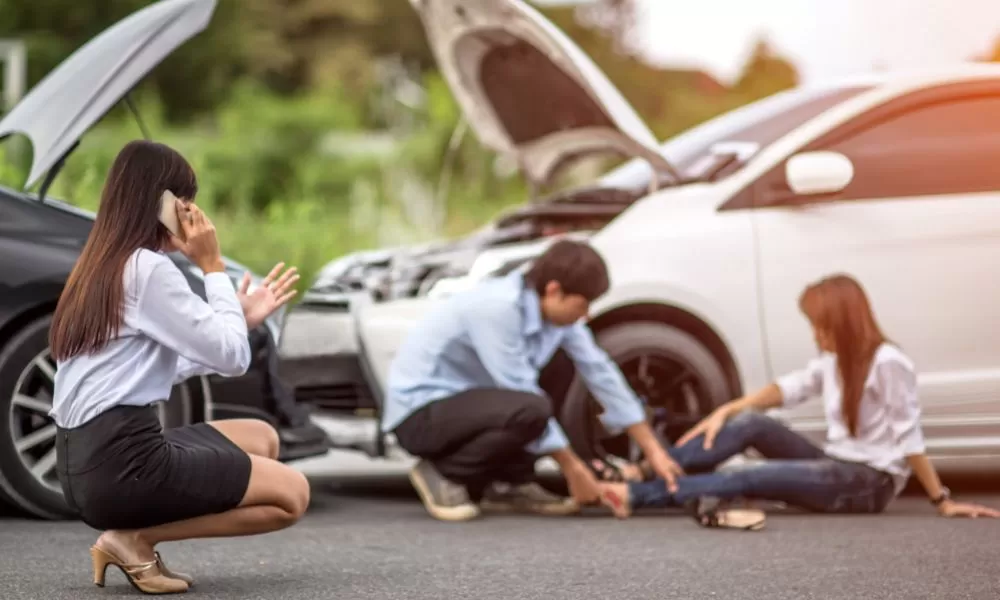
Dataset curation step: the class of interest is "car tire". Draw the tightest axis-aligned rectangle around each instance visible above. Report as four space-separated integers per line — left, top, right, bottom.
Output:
558 321 732 463
0 314 194 520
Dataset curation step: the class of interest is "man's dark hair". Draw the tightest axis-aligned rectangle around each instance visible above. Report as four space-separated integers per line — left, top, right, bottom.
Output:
524 239 610 301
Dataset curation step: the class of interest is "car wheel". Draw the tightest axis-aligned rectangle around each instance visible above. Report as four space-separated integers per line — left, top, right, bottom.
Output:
559 321 732 463
0 315 194 520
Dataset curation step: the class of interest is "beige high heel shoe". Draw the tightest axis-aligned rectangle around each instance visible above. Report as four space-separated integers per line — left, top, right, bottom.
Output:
155 551 194 586
90 546 189 595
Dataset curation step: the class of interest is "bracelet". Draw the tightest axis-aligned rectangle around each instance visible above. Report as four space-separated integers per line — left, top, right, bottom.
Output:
930 487 951 506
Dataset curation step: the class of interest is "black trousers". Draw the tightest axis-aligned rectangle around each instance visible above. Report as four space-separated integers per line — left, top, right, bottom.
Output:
393 388 551 498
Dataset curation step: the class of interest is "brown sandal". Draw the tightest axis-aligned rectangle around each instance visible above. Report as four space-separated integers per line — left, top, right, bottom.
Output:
590 458 627 482
590 457 648 482
90 546 189 595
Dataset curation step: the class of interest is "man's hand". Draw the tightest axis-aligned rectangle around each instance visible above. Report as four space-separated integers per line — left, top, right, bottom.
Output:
938 499 1000 518
645 450 684 493
623 421 684 492
563 462 601 505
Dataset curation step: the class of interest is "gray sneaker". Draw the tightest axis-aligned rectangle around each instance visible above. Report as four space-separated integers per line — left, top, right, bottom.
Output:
409 460 480 522
480 482 581 516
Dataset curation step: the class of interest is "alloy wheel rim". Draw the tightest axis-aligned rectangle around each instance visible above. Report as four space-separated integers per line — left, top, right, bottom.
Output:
591 350 709 460
9 349 61 493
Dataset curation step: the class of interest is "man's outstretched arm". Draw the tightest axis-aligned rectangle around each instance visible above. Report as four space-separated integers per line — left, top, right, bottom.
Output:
560 322 684 490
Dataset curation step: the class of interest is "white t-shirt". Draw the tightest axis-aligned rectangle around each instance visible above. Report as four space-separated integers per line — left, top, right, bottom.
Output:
775 343 926 495
51 248 251 429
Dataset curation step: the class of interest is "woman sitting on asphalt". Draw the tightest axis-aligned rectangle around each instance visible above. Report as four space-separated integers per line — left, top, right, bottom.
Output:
597 274 1000 527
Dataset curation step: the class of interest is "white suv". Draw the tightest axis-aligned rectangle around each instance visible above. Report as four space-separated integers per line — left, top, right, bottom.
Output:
279 0 1000 470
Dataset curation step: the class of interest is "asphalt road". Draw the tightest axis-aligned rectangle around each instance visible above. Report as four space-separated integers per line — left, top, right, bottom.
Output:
1 455 999 600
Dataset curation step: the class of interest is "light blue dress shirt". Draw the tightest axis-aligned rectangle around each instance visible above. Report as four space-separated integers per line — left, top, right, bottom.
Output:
381 272 647 455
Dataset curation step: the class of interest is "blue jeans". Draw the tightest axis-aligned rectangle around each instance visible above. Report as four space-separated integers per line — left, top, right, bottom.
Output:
629 412 897 514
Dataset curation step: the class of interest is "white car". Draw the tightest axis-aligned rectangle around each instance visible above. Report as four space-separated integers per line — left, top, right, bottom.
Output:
279 0 1000 471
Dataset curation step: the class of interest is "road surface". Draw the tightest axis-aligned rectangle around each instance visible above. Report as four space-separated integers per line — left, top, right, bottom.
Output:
1 452 997 600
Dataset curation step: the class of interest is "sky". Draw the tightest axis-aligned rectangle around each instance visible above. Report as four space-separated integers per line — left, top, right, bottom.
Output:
536 0 1000 84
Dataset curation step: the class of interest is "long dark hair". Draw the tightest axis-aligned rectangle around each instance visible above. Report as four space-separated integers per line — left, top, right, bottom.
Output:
50 140 198 361
799 274 888 437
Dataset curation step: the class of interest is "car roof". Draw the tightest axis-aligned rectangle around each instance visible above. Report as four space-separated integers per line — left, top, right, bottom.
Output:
809 63 1000 93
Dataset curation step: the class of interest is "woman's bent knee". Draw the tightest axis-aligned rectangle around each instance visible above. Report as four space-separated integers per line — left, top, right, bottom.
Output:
286 469 311 518
241 455 311 522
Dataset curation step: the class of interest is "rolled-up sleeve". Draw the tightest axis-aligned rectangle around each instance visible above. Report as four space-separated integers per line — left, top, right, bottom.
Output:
461 299 570 455
775 357 826 408
559 322 646 435
878 359 926 456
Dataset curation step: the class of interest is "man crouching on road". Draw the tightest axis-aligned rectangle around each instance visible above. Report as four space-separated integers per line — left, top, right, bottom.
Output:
381 239 684 521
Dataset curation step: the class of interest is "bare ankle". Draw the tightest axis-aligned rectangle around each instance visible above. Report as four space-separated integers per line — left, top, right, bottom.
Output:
598 483 631 519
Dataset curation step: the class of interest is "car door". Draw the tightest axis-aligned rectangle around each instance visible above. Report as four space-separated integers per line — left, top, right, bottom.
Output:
747 80 1000 453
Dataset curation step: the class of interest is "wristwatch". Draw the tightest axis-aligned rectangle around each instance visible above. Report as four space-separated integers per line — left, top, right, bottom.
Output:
930 487 951 506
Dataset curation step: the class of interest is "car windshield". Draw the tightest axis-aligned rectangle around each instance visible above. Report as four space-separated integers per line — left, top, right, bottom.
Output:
600 83 875 189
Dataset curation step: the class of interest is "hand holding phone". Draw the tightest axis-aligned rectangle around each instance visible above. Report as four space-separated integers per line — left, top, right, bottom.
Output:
161 191 224 273
159 190 186 242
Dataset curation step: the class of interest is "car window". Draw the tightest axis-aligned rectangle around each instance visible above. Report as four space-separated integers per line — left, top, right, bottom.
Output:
814 94 1000 201
599 84 872 189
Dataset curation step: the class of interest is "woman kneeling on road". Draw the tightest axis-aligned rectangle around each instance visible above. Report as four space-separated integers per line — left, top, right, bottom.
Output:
50 140 309 594
599 274 1000 526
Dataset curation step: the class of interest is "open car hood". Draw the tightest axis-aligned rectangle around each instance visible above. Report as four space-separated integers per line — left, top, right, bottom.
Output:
409 0 679 188
0 0 217 189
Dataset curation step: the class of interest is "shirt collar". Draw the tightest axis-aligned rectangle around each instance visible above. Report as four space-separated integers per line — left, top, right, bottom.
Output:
515 274 544 336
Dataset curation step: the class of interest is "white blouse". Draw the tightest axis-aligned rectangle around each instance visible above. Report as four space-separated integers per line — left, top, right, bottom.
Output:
51 249 251 429
775 343 926 494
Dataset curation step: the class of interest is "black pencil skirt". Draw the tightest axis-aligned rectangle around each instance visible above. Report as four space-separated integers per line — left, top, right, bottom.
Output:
55 403 252 531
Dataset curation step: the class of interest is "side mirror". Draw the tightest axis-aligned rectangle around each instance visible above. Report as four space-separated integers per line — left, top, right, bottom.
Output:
785 151 854 196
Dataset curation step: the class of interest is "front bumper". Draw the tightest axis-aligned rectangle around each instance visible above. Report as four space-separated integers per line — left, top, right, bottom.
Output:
276 303 376 412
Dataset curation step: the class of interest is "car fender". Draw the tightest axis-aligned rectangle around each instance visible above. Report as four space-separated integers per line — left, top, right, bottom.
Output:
0 233 80 340
590 281 769 394
0 288 62 348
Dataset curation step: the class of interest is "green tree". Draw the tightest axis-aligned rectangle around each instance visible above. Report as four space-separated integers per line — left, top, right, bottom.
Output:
0 0 273 121
732 37 799 102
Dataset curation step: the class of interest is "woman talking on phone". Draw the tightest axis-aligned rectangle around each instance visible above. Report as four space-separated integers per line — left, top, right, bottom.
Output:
51 140 308 594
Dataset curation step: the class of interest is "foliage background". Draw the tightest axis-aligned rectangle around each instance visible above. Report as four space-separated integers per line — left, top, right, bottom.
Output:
0 0 809 286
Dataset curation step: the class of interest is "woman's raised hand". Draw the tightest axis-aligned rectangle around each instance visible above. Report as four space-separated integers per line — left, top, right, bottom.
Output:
236 262 300 330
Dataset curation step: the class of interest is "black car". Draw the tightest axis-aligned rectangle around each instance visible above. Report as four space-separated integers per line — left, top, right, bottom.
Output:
0 0 327 520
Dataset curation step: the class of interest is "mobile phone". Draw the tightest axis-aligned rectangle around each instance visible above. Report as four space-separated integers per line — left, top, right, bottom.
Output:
159 190 185 241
